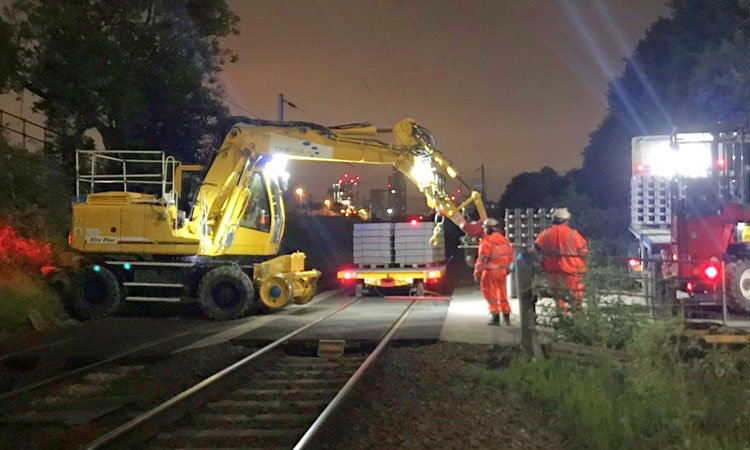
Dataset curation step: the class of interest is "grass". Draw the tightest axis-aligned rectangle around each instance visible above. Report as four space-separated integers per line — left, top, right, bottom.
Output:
0 271 67 343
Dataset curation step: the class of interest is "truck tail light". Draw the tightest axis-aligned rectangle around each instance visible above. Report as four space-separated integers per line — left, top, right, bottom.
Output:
627 258 641 269
68 234 72 245
635 163 647 174
703 264 720 282
426 271 441 282
686 281 694 292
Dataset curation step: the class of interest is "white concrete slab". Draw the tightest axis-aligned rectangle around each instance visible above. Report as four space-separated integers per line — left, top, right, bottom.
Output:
439 287 521 345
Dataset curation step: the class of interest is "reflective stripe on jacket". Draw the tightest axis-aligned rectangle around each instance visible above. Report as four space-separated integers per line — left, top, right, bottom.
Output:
474 231 514 275
535 224 587 273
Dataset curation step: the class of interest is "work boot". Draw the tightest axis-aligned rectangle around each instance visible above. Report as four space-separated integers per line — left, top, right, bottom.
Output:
489 313 500 326
503 313 511 326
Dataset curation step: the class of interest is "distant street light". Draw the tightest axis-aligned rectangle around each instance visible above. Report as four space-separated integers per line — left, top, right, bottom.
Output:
386 208 393 215
295 187 304 211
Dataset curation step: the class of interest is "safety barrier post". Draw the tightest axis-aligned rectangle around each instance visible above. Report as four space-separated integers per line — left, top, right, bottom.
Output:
515 248 535 357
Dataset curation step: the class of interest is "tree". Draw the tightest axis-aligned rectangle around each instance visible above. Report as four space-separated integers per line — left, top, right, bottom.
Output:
498 166 570 210
4 0 239 169
0 17 18 91
580 0 750 207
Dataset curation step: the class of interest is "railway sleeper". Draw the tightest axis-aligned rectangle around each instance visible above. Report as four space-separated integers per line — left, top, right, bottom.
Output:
194 412 319 429
154 428 305 447
231 387 341 401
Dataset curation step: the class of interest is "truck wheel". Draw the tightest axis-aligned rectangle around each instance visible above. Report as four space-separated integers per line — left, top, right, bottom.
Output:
199 265 253 320
68 265 123 320
411 280 425 297
728 260 750 312
293 278 317 305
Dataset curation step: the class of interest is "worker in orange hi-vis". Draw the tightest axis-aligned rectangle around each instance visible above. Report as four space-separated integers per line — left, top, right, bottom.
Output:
534 208 588 312
473 218 515 326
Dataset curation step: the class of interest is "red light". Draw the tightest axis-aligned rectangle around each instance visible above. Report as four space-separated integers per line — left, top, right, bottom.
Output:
717 158 726 168
343 173 349 178
686 282 694 292
337 179 343 184
427 270 440 281
68 234 72 245
450 195 456 201
410 219 418 226
457 189 462 194
350 179 355 184
344 271 353 280
635 163 647 173
356 176 360 181
628 258 640 268
703 264 719 281
387 184 392 188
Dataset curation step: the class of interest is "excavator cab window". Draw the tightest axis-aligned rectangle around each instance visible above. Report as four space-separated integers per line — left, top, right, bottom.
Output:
239 172 271 232
269 178 284 244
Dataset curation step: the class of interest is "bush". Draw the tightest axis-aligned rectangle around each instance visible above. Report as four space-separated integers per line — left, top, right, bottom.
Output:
0 271 67 342
488 314 750 449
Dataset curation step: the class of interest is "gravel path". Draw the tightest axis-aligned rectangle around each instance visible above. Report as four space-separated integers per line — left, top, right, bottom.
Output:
320 342 569 449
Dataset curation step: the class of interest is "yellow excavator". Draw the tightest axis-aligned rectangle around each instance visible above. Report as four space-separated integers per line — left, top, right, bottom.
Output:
53 117 486 320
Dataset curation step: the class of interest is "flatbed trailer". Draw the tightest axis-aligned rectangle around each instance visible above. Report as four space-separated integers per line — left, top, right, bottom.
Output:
337 265 446 297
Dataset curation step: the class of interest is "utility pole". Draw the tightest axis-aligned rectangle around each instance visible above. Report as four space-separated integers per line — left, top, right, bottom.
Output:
474 164 486 203
278 94 298 122
481 164 486 203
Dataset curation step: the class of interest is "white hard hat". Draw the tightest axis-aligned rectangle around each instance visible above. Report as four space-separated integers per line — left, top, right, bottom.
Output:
483 218 500 228
552 208 571 221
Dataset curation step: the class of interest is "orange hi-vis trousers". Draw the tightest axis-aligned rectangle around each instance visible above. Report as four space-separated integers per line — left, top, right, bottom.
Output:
480 269 510 314
547 271 584 309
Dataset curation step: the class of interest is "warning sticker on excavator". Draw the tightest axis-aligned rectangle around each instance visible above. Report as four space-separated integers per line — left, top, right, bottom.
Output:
269 134 333 159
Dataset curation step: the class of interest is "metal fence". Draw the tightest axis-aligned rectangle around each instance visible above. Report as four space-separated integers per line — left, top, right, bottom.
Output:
0 109 56 153
525 252 750 329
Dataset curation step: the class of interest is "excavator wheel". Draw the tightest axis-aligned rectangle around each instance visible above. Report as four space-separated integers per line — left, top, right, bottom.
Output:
293 278 317 305
198 265 254 320
728 259 750 313
259 275 294 310
67 265 123 320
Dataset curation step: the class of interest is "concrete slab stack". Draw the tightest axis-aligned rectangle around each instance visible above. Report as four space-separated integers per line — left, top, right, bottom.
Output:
353 222 445 267
394 222 445 266
353 223 393 265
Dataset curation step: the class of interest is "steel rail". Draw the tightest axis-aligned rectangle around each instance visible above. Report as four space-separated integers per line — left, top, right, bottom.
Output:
0 326 203 401
293 299 417 449
0 335 91 363
82 296 361 450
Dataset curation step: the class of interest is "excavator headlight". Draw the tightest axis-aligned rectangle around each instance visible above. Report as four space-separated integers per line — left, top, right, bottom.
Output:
446 166 457 178
264 154 290 183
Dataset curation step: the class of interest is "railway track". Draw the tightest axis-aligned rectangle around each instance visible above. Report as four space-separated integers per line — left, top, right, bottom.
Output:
81 297 417 450
0 323 210 402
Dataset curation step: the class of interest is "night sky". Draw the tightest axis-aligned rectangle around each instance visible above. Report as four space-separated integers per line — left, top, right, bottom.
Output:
220 0 669 208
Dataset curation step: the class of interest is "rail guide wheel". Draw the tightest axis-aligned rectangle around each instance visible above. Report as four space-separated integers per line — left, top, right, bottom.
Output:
259 275 294 309
293 278 317 305
198 265 254 320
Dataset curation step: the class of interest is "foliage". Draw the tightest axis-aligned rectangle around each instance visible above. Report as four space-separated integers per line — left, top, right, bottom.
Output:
0 272 66 343
477 319 750 449
497 166 570 211
0 16 18 91
0 225 51 273
0 138 71 239
2 0 240 167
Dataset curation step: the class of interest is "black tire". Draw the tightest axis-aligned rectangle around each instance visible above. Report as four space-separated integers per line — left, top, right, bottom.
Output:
728 260 750 313
198 265 254 320
67 265 123 320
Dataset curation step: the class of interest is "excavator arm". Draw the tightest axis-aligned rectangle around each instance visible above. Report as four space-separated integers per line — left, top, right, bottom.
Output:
179 117 487 255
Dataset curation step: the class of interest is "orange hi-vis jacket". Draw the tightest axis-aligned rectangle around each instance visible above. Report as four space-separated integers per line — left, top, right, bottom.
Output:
474 232 514 276
535 223 588 274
